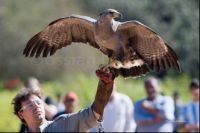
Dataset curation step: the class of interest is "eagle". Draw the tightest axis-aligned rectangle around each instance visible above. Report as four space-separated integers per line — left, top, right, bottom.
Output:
23 9 181 77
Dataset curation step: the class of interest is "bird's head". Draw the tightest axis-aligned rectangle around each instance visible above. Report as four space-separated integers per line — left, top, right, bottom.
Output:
99 9 122 20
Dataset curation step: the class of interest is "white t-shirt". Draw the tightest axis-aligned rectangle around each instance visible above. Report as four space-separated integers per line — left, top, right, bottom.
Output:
90 92 136 132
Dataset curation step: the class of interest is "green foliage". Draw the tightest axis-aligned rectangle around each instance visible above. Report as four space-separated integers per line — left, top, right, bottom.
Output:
0 89 21 131
0 74 192 131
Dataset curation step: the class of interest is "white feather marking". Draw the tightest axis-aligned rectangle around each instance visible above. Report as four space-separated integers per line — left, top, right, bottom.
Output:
110 59 145 69
111 20 121 32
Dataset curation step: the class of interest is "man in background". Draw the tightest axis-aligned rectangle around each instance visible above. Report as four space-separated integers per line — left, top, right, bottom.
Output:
134 76 175 132
180 79 199 132
53 91 79 119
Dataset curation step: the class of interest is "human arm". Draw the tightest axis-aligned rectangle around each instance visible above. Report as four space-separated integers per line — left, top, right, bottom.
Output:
44 68 118 132
71 67 117 131
140 96 175 125
44 102 58 120
92 67 118 121
134 100 154 126
139 100 164 125
134 100 169 126
141 100 160 116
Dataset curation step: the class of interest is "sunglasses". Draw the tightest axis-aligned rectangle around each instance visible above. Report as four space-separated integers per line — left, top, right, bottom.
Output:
19 99 43 112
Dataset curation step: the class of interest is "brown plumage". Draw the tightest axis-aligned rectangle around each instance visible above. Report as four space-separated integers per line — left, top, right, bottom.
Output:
23 9 181 78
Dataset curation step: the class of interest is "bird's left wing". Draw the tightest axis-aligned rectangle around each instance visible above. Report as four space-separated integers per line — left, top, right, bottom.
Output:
117 21 181 72
23 15 99 57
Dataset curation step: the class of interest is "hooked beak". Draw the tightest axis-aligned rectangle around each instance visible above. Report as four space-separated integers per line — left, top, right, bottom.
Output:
113 12 123 20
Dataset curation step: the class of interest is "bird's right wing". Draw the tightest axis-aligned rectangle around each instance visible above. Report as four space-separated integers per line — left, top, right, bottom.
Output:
118 21 181 72
23 15 99 57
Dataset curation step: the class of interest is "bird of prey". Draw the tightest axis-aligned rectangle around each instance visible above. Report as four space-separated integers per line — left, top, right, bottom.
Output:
23 9 181 77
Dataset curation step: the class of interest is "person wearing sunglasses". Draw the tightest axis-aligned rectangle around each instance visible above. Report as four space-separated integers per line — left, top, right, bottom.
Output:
12 67 118 132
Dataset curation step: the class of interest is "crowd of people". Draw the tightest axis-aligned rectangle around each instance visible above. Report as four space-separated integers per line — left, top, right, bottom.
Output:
11 68 199 132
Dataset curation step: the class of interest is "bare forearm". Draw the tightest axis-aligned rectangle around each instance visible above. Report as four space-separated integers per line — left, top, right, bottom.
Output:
138 116 164 126
92 80 114 120
44 103 57 119
142 106 159 116
92 67 117 121
141 101 160 116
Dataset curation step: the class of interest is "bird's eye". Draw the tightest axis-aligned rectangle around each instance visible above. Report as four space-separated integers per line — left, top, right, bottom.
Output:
109 11 114 14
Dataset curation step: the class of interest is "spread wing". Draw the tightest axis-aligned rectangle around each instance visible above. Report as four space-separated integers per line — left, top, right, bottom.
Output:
118 21 181 72
23 15 99 57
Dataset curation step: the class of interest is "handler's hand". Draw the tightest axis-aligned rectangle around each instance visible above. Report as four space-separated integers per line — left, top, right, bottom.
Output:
95 67 118 84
